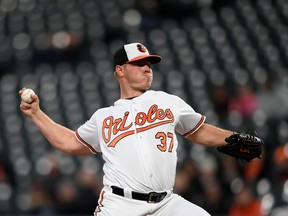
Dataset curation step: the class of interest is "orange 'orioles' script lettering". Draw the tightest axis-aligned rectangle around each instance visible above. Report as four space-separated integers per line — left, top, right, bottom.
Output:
102 105 174 147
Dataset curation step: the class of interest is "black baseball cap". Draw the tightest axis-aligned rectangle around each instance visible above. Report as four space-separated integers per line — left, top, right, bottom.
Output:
114 43 162 67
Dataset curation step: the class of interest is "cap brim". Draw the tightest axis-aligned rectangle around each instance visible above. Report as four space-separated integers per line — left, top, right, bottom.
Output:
127 55 162 64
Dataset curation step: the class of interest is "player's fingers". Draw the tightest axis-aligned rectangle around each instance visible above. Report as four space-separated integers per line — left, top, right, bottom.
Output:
19 87 26 96
31 93 39 102
20 101 31 110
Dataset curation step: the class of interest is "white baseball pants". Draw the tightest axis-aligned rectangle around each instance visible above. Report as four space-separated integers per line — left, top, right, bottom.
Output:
94 187 210 216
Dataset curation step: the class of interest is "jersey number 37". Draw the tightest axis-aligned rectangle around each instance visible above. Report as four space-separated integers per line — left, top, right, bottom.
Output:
155 132 174 153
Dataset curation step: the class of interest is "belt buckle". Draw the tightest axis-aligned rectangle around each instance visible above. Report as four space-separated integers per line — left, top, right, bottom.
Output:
147 192 158 203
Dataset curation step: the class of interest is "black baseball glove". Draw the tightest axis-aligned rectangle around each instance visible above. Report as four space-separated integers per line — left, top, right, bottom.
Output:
217 132 263 162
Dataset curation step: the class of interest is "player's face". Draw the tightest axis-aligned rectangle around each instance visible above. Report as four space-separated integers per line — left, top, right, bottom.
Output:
123 60 153 92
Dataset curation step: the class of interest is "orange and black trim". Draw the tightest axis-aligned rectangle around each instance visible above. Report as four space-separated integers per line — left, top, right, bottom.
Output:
94 190 105 215
75 130 98 154
184 115 206 138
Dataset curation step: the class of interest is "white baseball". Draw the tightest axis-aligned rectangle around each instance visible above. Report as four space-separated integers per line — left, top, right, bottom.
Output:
21 88 35 103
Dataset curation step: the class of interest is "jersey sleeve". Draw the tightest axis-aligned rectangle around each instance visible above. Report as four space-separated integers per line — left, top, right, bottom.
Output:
74 112 101 154
174 96 206 137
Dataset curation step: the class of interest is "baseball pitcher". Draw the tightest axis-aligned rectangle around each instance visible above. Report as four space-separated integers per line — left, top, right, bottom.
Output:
19 43 263 216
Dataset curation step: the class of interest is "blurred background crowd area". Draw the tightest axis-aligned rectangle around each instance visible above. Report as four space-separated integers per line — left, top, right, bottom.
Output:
0 0 288 215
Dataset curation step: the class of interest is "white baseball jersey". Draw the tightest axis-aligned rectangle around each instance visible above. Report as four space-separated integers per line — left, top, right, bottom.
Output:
75 90 205 193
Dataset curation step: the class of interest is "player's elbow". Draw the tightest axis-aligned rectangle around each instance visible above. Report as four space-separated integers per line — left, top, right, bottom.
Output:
57 136 93 155
60 144 93 155
66 147 93 155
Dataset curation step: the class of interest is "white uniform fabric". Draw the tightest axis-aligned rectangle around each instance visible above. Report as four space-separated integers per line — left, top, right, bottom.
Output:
75 90 209 215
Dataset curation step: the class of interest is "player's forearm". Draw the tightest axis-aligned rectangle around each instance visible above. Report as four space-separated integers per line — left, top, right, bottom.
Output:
31 109 83 154
187 123 233 147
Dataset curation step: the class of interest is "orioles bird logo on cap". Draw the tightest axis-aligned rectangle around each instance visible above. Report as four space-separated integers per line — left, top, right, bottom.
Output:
137 44 147 53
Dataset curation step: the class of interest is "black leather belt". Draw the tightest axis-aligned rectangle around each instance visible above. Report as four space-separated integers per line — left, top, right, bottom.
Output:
111 186 167 203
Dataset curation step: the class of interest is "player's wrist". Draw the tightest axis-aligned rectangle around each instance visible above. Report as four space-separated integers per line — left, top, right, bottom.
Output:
30 108 44 121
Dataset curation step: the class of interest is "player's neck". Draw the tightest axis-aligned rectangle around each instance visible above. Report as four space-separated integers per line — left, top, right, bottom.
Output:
120 89 147 100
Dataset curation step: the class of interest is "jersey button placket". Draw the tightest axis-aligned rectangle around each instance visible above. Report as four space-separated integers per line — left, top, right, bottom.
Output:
131 102 154 184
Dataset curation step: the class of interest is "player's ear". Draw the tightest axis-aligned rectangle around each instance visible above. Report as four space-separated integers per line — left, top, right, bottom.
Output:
115 65 124 77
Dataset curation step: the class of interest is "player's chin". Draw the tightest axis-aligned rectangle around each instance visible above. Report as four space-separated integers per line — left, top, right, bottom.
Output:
144 81 152 90
137 84 151 93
